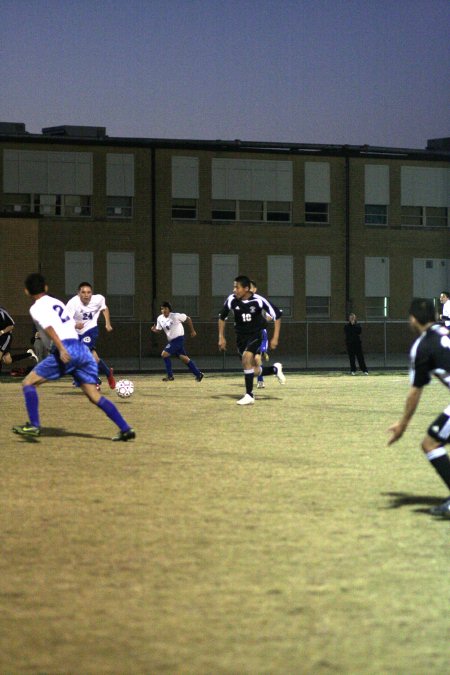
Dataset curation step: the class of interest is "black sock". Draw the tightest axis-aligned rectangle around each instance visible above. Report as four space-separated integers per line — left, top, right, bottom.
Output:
261 365 277 376
11 353 31 363
244 371 254 396
428 450 450 491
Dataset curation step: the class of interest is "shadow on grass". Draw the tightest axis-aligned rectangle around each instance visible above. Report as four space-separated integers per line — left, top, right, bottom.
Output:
13 428 110 442
382 491 447 515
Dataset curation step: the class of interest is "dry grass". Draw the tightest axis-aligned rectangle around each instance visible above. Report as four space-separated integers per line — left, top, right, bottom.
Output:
0 371 449 674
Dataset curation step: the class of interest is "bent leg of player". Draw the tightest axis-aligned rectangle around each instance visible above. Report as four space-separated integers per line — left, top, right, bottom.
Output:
423 411 450 517
12 367 48 436
83 386 135 441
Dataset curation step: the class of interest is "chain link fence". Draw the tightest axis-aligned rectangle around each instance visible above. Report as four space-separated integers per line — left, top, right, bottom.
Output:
6 320 412 373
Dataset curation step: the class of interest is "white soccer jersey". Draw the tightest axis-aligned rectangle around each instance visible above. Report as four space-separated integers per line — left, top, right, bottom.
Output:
65 294 107 334
30 295 78 342
156 312 187 340
442 299 450 327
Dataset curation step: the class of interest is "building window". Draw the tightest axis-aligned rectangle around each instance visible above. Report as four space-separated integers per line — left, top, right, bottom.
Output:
211 199 291 222
106 196 133 218
212 200 236 221
268 255 294 318
239 200 264 221
269 296 292 318
365 204 388 225
366 297 389 319
402 206 448 227
172 296 199 317
426 207 448 227
267 201 291 222
107 252 135 318
33 194 92 217
172 254 199 317
401 206 423 226
1 193 32 213
305 202 329 223
65 251 93 295
171 198 197 220
306 296 330 318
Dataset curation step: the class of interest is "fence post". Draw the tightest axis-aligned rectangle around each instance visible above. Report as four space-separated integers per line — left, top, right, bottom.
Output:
306 320 309 369
139 320 142 371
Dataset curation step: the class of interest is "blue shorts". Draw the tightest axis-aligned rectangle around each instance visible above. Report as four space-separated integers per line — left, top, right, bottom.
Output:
79 327 99 351
164 336 187 357
34 339 99 384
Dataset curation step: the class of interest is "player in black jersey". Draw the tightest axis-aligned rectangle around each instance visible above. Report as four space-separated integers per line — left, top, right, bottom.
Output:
218 275 285 405
0 305 37 375
388 298 450 518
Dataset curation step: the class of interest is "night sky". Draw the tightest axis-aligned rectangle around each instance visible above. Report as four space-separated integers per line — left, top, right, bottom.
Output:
2 0 449 148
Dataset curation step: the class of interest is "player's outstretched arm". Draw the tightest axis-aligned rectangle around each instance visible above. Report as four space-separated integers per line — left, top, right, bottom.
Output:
269 318 281 350
102 306 113 332
387 386 422 445
218 319 227 351
44 326 71 363
185 316 197 338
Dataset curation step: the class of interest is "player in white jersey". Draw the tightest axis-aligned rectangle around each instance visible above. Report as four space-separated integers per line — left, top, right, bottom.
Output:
65 282 116 389
440 291 450 328
151 302 203 382
12 273 135 441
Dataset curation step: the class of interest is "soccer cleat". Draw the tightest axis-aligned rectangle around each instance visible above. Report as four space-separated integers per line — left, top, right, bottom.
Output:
112 428 136 442
273 362 286 384
256 381 265 388
12 422 41 437
364 371 369 375
162 375 174 381
196 372 204 382
27 348 38 362
237 393 255 405
107 367 116 390
351 372 356 376
429 497 450 518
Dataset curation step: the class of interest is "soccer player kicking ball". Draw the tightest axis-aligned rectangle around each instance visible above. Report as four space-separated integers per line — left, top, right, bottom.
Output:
387 298 450 518
12 273 135 442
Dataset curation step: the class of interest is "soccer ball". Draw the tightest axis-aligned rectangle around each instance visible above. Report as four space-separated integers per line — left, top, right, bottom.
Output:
115 379 134 398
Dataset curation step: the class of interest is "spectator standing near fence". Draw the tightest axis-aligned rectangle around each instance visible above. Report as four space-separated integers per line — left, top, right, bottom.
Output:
387 298 450 519
344 313 368 375
440 291 450 328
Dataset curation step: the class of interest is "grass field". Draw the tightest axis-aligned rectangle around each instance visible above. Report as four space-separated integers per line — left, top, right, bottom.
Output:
1 371 449 674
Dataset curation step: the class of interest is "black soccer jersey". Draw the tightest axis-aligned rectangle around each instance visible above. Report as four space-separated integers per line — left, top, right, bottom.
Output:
219 293 282 336
409 324 450 389
0 306 14 331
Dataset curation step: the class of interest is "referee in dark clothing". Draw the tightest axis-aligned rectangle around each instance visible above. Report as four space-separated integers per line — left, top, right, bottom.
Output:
344 313 368 375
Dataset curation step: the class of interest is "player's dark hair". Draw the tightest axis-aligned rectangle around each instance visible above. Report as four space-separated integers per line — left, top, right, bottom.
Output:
409 298 437 325
235 275 251 289
25 273 46 295
441 291 449 298
161 301 172 310
78 281 92 290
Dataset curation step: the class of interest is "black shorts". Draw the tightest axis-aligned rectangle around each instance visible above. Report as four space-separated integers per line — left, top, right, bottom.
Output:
427 412 450 444
236 331 264 357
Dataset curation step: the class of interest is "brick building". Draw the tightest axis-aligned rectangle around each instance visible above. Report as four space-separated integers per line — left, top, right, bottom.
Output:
1 122 449 359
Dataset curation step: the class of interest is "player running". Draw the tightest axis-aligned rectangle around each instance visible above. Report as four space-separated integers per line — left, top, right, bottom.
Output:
218 275 285 405
387 298 450 518
151 302 203 382
65 282 116 390
12 273 135 441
